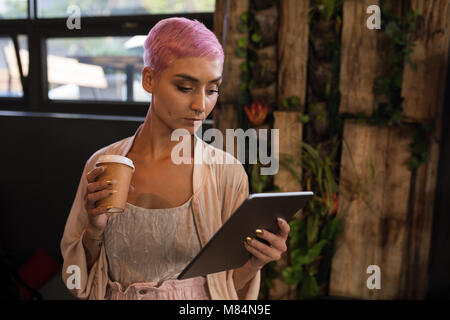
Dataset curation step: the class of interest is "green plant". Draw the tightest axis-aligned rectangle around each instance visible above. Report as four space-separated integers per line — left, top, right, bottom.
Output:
408 122 435 171
308 0 343 139
280 141 342 299
259 261 278 299
309 0 343 22
250 163 270 193
341 1 419 129
280 96 302 111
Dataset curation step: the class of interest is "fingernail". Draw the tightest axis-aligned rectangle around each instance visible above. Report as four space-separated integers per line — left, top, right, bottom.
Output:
109 190 117 195
106 180 114 185
277 217 284 223
246 236 253 245
255 229 264 236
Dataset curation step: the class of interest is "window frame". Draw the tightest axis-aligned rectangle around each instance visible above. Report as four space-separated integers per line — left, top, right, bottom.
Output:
0 1 214 117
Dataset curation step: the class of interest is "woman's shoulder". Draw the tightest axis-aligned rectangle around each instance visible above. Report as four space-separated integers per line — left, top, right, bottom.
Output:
200 139 248 185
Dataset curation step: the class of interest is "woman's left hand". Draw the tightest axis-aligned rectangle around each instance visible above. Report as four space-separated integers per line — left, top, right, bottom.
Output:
244 218 290 270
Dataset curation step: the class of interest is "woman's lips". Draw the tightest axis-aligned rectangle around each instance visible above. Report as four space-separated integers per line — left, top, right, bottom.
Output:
184 118 202 124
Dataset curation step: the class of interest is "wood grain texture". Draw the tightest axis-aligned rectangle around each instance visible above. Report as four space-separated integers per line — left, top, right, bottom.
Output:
401 0 450 123
400 0 449 299
212 103 240 147
273 111 302 192
271 111 302 300
329 121 413 299
338 0 379 114
213 0 226 46
213 0 249 133
277 0 309 110
219 0 249 104
403 135 440 299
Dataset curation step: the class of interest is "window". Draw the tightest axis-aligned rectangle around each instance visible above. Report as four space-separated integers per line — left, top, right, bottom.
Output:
37 0 214 18
0 0 28 19
0 37 23 97
47 36 150 102
0 0 215 117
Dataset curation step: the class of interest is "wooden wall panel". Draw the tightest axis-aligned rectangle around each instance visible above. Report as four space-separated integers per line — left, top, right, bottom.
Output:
338 0 379 114
404 136 441 299
329 0 450 300
213 0 249 132
401 0 450 123
277 0 309 109
401 0 450 299
273 111 303 192
271 0 311 299
330 121 413 299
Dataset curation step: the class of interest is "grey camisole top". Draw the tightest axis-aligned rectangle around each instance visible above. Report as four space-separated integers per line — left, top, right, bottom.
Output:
103 196 202 288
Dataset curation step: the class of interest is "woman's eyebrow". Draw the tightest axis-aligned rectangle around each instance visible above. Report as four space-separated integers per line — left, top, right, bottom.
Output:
174 74 222 83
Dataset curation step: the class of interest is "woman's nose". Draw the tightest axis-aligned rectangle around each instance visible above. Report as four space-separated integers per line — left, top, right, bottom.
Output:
191 100 205 114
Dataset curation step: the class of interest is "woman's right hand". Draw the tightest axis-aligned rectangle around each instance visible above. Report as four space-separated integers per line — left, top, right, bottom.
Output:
84 166 113 236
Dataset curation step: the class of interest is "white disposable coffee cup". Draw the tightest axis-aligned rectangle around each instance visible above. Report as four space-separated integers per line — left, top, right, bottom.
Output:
95 155 135 213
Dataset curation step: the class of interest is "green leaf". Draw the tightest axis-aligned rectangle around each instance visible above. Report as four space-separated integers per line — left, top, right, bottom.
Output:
408 157 420 170
303 143 324 170
251 32 262 43
240 11 249 22
299 273 319 299
235 46 247 58
328 140 340 162
309 265 318 277
306 239 328 262
316 112 325 122
291 248 311 266
238 37 247 48
385 21 400 39
289 96 301 107
306 214 320 247
320 216 342 241
282 266 302 285
238 21 248 33
289 218 306 249
299 114 310 124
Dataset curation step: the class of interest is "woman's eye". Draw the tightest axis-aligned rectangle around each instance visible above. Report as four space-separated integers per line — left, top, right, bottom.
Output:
208 89 220 95
178 87 192 92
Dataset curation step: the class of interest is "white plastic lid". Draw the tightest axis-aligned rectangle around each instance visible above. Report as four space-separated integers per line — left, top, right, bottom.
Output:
95 155 135 171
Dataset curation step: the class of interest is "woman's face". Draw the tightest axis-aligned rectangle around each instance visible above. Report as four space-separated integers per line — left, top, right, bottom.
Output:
142 56 223 135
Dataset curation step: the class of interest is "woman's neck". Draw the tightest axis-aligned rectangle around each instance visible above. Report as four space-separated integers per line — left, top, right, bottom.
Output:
133 104 194 163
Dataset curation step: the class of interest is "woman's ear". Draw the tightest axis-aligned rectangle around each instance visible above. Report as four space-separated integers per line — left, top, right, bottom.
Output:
142 66 155 94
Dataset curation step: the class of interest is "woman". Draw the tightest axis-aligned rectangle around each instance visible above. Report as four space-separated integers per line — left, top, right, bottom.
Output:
60 17 289 300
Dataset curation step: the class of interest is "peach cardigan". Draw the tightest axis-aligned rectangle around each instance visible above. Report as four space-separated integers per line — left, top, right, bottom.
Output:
60 123 261 300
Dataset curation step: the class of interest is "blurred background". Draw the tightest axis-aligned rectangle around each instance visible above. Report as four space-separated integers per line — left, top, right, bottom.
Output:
0 0 448 300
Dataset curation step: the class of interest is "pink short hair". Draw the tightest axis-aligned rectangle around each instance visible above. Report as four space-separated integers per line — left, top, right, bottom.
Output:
143 17 224 76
